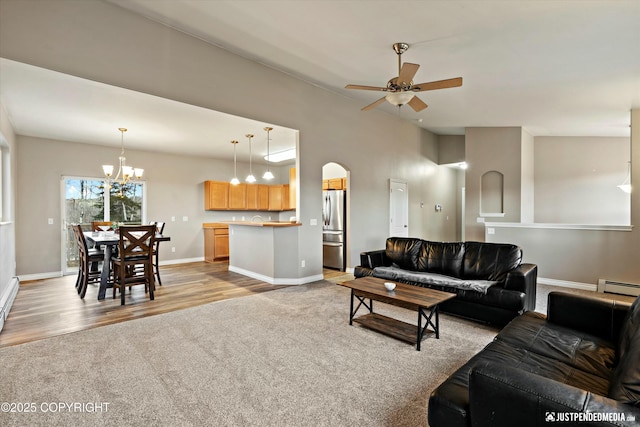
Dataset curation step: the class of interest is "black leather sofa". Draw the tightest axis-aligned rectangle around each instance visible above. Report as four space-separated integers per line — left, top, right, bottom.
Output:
429 292 640 427
354 237 537 325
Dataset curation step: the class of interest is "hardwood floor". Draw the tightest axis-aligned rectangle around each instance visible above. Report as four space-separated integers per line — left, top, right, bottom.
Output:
0 262 348 348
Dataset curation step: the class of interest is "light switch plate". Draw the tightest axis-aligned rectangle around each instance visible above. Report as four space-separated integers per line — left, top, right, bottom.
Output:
310 218 317 226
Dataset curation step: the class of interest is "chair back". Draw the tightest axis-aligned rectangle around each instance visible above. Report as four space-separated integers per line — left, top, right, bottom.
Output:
92 221 113 231
118 225 156 259
72 224 88 254
150 221 166 234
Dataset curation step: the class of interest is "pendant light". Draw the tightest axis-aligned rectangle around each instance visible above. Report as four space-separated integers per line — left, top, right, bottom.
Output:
262 127 274 180
245 133 256 183
617 161 632 193
102 127 143 188
230 140 240 185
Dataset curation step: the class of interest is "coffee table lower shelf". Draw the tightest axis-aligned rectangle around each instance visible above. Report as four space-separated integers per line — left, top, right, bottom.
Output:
353 313 433 345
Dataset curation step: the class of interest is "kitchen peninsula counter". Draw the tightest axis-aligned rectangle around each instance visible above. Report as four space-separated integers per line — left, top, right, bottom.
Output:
225 221 302 284
223 221 301 227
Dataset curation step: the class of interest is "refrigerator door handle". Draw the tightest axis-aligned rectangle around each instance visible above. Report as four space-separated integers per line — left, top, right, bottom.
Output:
323 242 342 247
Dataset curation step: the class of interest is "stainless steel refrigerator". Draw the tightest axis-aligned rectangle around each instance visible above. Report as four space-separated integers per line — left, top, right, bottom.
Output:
322 189 346 270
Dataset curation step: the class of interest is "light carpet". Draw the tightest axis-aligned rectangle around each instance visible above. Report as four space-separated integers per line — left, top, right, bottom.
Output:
0 281 498 427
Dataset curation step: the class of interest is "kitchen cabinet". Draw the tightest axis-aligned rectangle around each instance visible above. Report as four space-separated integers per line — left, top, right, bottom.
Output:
322 178 345 190
268 184 292 211
289 168 297 210
203 223 229 261
205 181 229 210
247 184 269 210
229 183 247 209
204 180 292 211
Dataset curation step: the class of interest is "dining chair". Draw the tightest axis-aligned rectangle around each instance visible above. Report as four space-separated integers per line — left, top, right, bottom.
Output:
112 225 156 305
149 221 166 286
91 221 113 231
72 224 104 299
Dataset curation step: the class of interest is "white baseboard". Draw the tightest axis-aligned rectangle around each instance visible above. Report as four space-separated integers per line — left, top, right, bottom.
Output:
18 271 63 282
0 277 20 333
229 265 324 285
159 257 204 266
537 277 597 292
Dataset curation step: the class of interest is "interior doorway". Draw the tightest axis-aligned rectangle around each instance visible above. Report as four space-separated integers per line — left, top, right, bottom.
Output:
322 162 349 272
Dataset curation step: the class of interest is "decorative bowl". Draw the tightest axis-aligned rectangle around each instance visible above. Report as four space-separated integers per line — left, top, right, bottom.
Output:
384 282 396 291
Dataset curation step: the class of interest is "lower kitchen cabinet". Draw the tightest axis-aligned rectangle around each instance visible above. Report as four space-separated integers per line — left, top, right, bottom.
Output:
203 223 229 261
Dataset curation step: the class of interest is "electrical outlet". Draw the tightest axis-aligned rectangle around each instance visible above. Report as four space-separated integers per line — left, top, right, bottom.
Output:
487 228 495 235
310 218 317 226
47 218 54 225
182 216 188 222
301 260 306 268
171 247 176 253
171 216 176 222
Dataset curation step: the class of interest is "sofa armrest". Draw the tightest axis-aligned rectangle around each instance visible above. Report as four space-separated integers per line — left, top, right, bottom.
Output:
547 292 632 343
504 263 537 311
469 361 640 427
358 249 387 269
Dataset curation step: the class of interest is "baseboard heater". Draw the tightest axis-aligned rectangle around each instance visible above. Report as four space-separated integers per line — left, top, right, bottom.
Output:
597 279 640 297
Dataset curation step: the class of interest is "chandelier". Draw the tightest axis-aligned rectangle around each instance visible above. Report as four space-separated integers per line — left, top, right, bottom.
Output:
102 128 143 188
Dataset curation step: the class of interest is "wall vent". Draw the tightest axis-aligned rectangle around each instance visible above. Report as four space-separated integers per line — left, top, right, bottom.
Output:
597 279 640 297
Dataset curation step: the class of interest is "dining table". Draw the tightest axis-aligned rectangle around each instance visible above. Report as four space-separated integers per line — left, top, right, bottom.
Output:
84 231 171 300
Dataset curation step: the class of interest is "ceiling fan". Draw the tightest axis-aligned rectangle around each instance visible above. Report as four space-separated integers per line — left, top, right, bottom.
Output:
345 42 463 112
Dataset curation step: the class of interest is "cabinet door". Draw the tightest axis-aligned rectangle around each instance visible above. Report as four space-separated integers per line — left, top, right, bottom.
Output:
214 228 229 259
229 183 247 209
289 168 296 210
204 228 215 262
268 185 283 211
246 184 259 210
328 178 343 190
282 184 291 210
258 185 270 210
205 181 229 210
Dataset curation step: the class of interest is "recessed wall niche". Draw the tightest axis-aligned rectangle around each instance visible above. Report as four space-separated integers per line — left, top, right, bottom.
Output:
480 170 504 215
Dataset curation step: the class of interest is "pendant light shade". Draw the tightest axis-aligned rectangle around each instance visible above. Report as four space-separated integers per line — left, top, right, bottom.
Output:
245 134 256 183
230 140 240 185
617 161 632 193
262 127 274 180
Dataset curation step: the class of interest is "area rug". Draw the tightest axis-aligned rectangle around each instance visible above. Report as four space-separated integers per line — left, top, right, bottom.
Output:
0 281 498 426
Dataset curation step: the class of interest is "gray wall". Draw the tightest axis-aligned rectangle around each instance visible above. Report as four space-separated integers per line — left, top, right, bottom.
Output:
0 0 458 278
534 136 630 224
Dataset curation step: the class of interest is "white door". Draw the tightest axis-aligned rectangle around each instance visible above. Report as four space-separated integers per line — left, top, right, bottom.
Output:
389 179 408 237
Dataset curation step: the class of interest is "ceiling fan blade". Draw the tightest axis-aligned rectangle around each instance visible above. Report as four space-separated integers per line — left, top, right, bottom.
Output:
408 96 428 112
412 77 463 92
345 84 387 91
397 63 420 87
361 97 387 111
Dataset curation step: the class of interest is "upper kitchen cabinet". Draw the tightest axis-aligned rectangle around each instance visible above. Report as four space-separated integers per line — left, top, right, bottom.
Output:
229 183 247 210
289 167 297 210
247 184 269 210
205 180 229 210
322 178 346 190
268 184 291 211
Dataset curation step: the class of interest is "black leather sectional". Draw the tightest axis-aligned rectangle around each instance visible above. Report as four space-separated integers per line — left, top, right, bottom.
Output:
354 237 538 325
429 292 640 427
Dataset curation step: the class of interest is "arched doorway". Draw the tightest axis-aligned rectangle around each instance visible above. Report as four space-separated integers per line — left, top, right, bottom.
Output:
322 162 349 272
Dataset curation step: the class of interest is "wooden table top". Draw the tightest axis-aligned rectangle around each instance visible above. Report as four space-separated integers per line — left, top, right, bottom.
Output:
338 276 456 308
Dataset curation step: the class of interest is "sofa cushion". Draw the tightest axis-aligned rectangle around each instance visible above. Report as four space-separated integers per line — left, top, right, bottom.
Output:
609 296 640 406
372 266 498 294
417 241 464 278
497 311 616 379
462 241 522 281
385 237 422 271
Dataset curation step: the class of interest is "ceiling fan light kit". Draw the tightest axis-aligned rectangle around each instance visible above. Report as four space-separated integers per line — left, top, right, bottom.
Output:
345 42 463 112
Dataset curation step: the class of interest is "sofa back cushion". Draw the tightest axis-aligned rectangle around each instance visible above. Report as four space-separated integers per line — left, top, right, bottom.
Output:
609 295 640 406
462 242 522 281
417 241 465 278
385 237 422 271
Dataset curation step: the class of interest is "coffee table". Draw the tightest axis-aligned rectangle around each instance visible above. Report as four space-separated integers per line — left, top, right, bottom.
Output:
338 277 456 351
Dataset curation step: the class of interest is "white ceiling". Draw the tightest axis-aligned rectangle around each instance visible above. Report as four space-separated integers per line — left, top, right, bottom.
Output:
1 0 639 161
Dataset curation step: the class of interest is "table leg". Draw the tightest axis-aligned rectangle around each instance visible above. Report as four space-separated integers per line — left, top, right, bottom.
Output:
349 289 354 325
97 245 112 300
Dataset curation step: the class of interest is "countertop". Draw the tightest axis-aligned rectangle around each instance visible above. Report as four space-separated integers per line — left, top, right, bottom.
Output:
224 221 301 227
